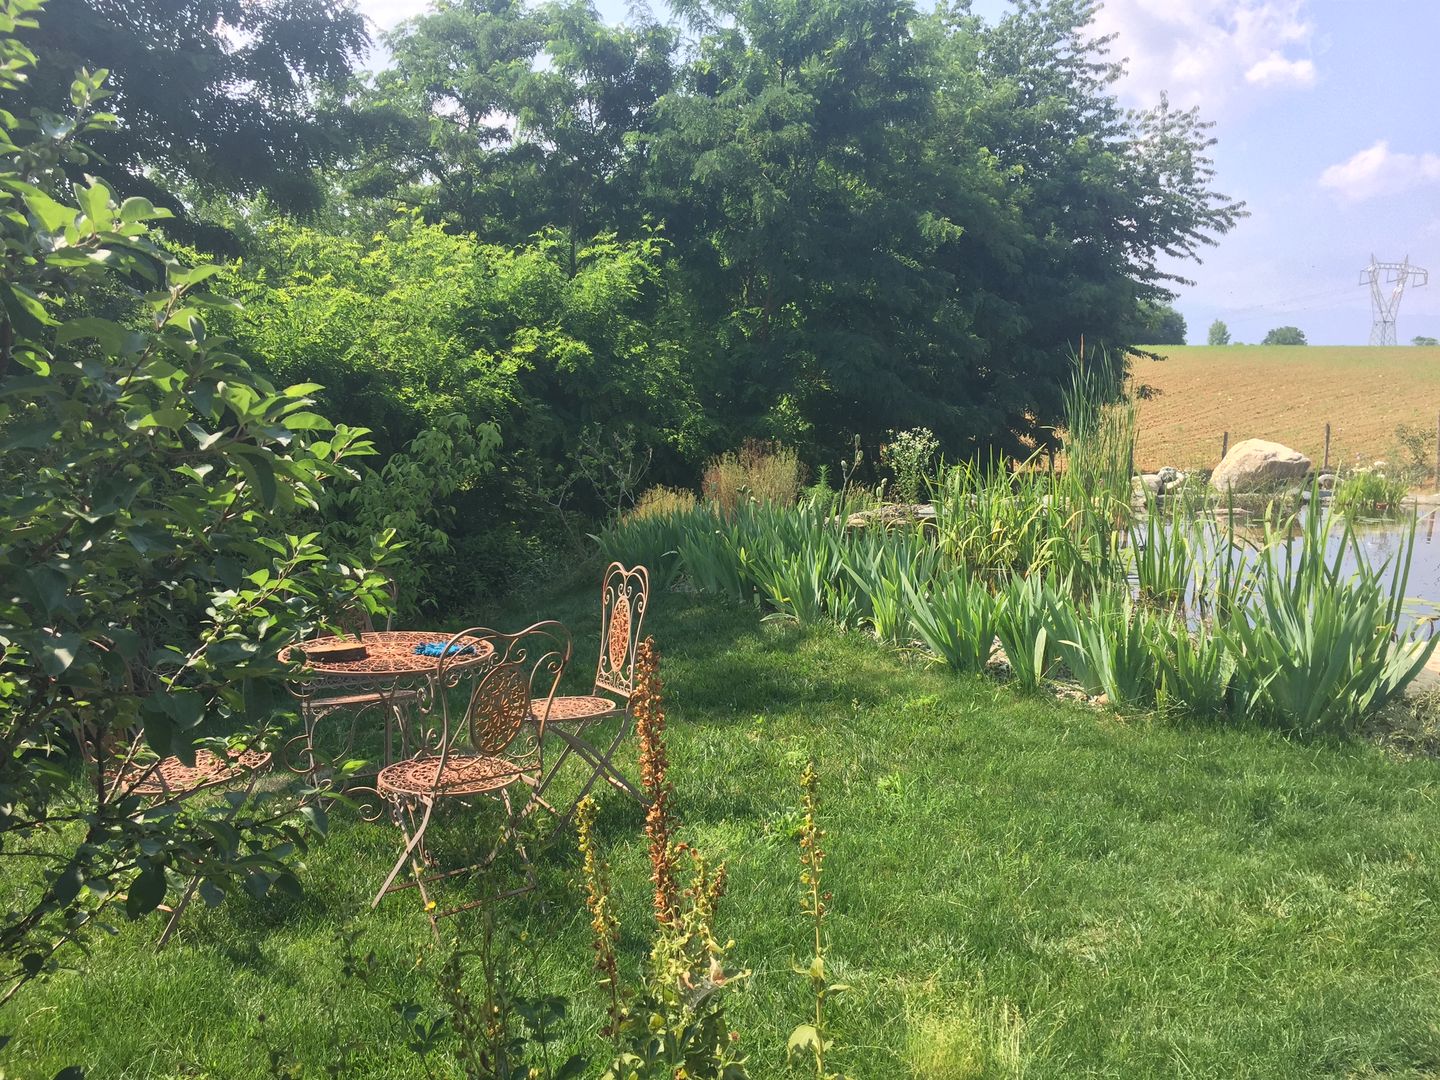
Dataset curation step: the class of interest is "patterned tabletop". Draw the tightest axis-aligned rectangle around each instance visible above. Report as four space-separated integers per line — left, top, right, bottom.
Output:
279 630 494 679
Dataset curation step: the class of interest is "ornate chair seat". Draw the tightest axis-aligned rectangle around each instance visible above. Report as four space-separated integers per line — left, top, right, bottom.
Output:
109 748 272 798
532 694 618 723
377 754 525 799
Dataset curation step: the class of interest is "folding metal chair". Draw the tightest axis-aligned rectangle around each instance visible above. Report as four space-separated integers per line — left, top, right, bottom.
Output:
530 562 650 825
371 621 570 934
84 729 272 949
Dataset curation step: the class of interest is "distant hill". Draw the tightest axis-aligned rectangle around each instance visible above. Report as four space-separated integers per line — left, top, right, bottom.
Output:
1130 345 1440 472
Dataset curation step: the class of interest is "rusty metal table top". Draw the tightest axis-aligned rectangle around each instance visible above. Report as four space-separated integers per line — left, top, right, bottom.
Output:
279 630 494 680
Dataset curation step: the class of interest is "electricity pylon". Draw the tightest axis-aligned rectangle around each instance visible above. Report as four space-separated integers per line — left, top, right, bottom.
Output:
1359 255 1428 345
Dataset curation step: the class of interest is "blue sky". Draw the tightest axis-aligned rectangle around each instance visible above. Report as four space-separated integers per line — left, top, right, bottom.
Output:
358 0 1440 346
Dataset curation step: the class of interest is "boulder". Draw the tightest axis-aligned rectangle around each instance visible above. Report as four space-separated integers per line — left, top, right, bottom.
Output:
846 503 937 529
1132 474 1162 500
1209 439 1312 494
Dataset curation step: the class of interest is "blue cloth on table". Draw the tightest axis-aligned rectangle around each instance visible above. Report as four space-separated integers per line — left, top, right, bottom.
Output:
413 641 477 657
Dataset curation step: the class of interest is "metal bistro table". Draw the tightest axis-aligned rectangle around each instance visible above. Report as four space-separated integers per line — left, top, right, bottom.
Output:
280 631 494 793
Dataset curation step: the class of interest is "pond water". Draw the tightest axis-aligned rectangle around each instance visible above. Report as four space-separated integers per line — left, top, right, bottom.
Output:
1353 508 1440 626
1134 502 1440 634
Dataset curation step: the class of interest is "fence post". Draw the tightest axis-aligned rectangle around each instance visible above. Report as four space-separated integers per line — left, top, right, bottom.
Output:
1220 431 1229 464
1322 422 1331 474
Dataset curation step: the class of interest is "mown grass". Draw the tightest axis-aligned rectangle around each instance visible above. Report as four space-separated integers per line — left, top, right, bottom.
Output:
9 583 1440 1078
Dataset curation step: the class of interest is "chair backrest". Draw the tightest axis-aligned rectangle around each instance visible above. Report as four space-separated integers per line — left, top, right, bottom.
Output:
436 621 572 760
331 577 399 637
593 562 650 700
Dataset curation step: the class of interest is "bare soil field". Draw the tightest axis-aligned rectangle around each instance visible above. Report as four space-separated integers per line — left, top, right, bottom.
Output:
1131 345 1440 472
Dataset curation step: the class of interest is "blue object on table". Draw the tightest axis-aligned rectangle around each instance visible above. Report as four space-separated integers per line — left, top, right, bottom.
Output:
413 641 477 658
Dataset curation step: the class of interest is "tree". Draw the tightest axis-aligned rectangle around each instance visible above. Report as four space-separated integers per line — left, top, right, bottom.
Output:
1262 326 1308 346
321 0 1245 465
1413 335 1438 346
1128 301 1187 344
1208 319 1231 346
0 9 392 1003
15 0 368 242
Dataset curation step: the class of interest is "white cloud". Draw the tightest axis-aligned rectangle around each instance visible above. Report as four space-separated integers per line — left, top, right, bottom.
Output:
1244 52 1316 87
1318 141 1440 202
1089 0 1317 111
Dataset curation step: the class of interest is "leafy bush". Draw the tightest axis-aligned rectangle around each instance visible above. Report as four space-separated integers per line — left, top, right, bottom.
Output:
0 29 392 1002
881 427 940 504
321 414 500 616
1333 467 1408 517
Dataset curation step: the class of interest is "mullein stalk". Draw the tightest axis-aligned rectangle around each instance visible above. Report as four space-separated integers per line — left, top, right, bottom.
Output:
794 759 839 1079
633 635 679 925
576 795 622 1040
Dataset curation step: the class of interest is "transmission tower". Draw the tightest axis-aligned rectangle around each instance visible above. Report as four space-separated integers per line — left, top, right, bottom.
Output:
1359 255 1428 345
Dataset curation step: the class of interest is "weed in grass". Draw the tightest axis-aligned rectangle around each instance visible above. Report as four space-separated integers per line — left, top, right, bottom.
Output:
578 796 622 1038
789 760 849 1080
588 638 750 1080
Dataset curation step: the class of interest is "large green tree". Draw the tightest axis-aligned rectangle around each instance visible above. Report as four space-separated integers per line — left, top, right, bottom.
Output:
293 0 1247 466
1262 325 1307 345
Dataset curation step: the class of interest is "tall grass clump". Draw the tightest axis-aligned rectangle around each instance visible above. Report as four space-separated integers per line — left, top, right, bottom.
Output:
703 439 804 515
994 573 1066 691
844 530 939 645
598 505 717 591
930 456 1077 584
1127 495 1195 607
903 571 998 674
1053 586 1156 708
1149 616 1232 719
1333 467 1409 518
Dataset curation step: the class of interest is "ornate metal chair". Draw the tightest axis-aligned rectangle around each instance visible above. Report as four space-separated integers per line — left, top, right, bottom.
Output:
530 562 650 824
84 729 272 949
371 621 570 932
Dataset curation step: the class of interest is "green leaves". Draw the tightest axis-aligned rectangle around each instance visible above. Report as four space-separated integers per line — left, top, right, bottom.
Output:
125 863 166 919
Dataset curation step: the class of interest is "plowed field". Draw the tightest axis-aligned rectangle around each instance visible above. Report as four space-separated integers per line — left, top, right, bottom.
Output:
1131 345 1440 472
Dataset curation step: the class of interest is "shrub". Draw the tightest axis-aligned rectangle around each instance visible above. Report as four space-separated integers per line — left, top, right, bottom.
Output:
0 34 393 1003
880 427 940 504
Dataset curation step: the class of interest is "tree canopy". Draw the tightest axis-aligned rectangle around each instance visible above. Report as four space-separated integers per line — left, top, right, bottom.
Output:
16 0 369 243
1262 326 1308 346
329 0 1244 461
1208 319 1231 346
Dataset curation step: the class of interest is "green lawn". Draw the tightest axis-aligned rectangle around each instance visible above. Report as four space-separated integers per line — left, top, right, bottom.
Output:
9 584 1440 1078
